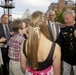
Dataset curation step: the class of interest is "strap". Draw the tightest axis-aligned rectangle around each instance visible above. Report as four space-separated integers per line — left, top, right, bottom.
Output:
23 40 27 57
47 42 56 62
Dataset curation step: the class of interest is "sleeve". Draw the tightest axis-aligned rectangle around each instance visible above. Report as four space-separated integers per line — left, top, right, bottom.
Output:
55 29 63 46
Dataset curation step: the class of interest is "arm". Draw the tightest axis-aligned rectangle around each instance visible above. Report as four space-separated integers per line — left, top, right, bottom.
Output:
53 44 61 75
0 37 6 42
55 30 62 46
20 41 26 71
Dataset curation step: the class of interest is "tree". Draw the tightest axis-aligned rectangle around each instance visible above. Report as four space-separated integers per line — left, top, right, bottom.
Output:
55 8 66 24
72 7 76 14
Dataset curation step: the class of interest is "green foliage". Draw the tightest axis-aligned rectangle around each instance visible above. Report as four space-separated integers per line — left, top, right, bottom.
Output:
72 7 76 14
55 8 66 24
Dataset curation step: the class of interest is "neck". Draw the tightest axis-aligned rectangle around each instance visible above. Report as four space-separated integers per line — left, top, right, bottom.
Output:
51 20 54 22
66 21 75 27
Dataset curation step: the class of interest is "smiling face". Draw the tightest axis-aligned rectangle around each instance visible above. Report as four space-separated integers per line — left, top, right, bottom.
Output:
63 13 75 26
49 11 56 22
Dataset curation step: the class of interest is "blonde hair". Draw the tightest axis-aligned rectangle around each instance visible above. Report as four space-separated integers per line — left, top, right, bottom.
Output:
27 11 50 69
63 10 75 17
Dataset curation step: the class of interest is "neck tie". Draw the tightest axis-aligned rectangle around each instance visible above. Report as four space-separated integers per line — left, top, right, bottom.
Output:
5 26 10 41
52 24 55 41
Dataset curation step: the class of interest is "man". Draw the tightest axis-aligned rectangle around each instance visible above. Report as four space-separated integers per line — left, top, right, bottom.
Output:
0 14 12 75
48 10 61 41
56 10 76 75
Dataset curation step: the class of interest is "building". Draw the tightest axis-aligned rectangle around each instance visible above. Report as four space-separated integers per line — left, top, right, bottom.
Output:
22 9 31 20
47 0 76 16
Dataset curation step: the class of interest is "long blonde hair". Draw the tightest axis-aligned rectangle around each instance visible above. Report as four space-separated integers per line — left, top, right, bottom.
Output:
27 11 50 69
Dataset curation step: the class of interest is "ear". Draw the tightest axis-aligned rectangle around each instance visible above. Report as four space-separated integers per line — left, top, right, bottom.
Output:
18 29 21 33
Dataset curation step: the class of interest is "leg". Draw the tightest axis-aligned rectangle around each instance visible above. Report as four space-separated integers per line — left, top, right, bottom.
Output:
62 61 71 75
1 60 9 75
1 47 9 75
9 60 13 75
73 66 76 75
10 60 24 75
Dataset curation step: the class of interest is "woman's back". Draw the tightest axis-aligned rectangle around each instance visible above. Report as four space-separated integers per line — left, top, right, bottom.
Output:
37 33 61 75
20 10 61 75
24 33 55 70
37 33 55 70
22 33 61 72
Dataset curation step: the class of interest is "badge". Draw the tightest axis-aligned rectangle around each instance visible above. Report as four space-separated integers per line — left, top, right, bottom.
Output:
62 32 68 34
74 29 76 37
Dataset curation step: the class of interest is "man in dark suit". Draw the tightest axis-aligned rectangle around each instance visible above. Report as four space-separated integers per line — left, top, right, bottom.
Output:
0 14 12 75
48 10 61 41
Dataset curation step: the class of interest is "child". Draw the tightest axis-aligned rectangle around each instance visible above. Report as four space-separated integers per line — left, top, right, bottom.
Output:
8 19 28 75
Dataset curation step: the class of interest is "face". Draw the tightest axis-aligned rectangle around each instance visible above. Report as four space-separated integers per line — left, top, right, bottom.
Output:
63 14 75 26
21 22 26 34
20 22 29 36
49 12 56 22
2 14 9 24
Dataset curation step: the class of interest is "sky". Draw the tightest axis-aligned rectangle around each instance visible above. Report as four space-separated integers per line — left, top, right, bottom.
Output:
0 0 75 19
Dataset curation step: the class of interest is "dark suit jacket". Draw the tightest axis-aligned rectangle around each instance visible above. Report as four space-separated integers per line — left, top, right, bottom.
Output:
0 23 12 62
48 19 60 41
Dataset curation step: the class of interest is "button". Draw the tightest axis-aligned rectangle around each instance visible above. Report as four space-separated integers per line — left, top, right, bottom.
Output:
64 36 65 38
70 28 72 30
70 45 73 50
69 33 72 37
70 33 72 36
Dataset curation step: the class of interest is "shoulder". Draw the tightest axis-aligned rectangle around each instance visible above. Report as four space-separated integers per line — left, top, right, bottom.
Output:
54 43 61 55
55 43 61 50
20 39 27 51
55 22 62 27
60 26 67 32
53 42 61 61
20 40 25 52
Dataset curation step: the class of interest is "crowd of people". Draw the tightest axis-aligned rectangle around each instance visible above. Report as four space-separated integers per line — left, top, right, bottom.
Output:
0 9 76 75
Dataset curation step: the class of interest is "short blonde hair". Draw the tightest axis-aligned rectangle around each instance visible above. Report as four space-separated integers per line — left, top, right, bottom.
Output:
63 10 75 17
49 10 55 16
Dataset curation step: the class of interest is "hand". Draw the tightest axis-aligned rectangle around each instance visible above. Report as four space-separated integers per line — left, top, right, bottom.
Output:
0 37 6 42
10 31 14 36
0 43 4 46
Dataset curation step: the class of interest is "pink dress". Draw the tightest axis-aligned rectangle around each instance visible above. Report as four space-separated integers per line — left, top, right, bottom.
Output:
25 65 53 75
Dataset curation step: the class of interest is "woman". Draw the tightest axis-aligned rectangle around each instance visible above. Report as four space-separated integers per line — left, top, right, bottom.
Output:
20 11 61 75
